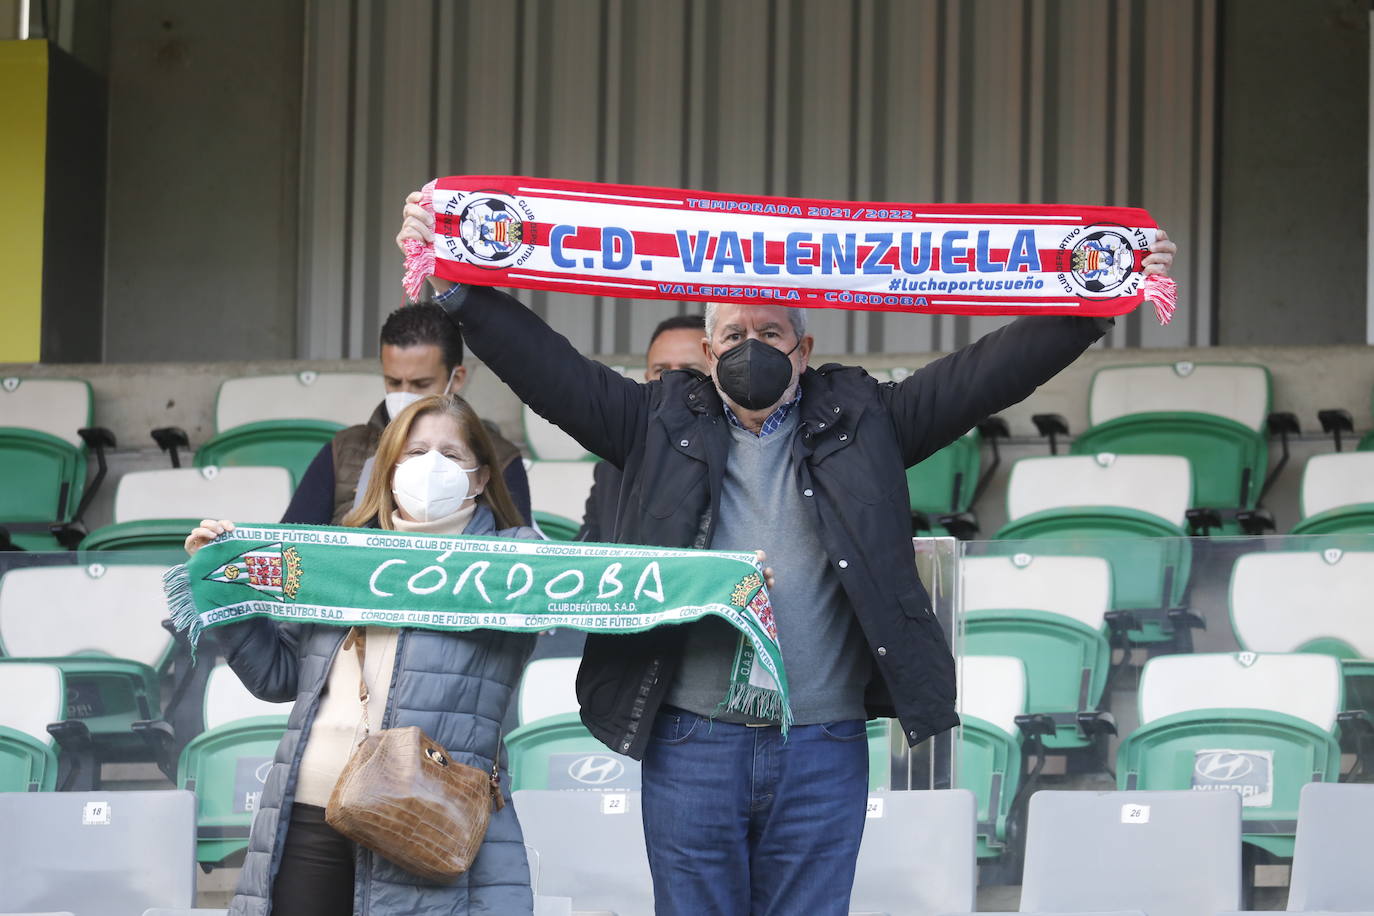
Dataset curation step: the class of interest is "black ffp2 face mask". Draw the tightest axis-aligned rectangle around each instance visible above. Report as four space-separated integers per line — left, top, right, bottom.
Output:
713 337 800 411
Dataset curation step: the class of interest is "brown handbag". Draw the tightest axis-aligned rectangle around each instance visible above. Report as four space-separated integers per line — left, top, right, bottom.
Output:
324 627 504 882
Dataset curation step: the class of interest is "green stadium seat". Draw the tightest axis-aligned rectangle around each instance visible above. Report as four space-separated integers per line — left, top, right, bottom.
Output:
80 466 293 552
0 662 64 791
192 371 378 485
176 663 291 868
0 563 176 786
1116 652 1345 858
507 711 640 791
1071 362 1276 530
1290 452 1374 536
960 554 1114 750
523 404 593 461
993 453 1193 645
955 654 1027 859
518 656 581 725
1229 547 1374 752
526 460 597 541
907 431 980 535
0 377 113 550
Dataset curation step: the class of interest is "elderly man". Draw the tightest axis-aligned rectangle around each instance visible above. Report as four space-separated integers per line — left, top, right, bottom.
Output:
399 196 1174 915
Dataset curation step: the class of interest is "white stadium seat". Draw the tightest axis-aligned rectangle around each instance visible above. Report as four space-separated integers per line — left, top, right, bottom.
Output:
1088 362 1270 431
214 371 378 430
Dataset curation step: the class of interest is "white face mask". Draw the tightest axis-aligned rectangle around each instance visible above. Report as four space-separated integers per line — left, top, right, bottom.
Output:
391 450 479 522
383 370 458 421
384 390 423 421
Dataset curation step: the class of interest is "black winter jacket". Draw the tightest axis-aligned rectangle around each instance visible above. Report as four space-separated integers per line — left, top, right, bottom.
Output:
441 285 1107 759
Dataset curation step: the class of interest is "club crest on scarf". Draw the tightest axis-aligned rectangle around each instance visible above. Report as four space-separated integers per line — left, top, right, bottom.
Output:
204 543 303 601
730 572 777 641
1058 224 1148 298
438 192 538 268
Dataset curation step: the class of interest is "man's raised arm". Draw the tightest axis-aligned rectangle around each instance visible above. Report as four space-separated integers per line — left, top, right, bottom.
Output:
883 229 1177 466
398 192 646 468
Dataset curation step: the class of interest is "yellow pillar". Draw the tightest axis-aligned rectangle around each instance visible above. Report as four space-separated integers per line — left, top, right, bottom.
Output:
0 41 48 362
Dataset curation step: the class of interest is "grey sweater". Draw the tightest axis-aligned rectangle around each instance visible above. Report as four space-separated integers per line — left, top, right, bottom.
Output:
666 410 872 724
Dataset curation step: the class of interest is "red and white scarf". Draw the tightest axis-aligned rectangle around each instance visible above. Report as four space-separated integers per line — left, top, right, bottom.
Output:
403 176 1176 324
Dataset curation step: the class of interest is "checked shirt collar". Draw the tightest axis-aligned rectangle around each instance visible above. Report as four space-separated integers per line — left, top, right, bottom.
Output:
723 387 802 438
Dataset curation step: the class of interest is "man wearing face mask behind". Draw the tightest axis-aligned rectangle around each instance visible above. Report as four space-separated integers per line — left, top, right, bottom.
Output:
399 195 1176 915
281 302 532 526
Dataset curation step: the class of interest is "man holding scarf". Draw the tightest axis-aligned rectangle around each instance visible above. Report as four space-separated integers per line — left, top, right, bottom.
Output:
398 196 1174 915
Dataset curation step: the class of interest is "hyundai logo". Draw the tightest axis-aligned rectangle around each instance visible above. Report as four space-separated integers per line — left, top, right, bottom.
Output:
568 755 625 785
1195 751 1255 781
254 761 273 783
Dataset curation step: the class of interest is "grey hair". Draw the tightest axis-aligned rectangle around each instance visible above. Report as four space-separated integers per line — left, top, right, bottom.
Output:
703 303 808 342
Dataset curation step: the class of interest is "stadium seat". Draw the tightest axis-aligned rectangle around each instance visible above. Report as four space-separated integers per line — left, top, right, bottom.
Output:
1290 451 1374 536
1282 783 1374 913
906 419 1006 540
523 404 593 462
0 563 175 785
507 711 640 792
993 453 1193 645
960 555 1114 750
1016 789 1242 916
191 371 378 486
175 663 291 868
80 466 293 552
1071 362 1277 529
955 655 1027 859
0 789 197 916
1116 652 1344 858
1229 547 1374 751
0 662 63 791
518 657 581 725
513 789 653 916
513 659 893 789
848 789 976 915
0 377 113 550
525 460 598 541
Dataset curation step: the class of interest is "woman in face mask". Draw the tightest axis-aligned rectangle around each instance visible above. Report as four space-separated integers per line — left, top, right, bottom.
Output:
183 394 538 916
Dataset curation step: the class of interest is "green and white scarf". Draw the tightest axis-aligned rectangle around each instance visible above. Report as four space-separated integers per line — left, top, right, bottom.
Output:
165 523 791 729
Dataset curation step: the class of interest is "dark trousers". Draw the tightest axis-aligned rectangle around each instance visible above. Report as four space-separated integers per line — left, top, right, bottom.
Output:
271 804 356 915
641 706 870 915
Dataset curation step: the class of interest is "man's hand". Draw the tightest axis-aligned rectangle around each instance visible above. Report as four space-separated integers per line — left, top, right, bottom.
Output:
397 190 455 295
1144 228 1175 277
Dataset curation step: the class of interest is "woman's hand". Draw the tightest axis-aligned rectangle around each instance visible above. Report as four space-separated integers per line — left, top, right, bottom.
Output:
185 518 234 556
755 550 776 590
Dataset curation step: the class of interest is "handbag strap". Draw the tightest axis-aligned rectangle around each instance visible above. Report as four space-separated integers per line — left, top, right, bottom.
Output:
343 626 371 735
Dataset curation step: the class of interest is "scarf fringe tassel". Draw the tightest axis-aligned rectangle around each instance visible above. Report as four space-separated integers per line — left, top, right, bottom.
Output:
723 682 795 736
1144 275 1177 326
163 563 204 659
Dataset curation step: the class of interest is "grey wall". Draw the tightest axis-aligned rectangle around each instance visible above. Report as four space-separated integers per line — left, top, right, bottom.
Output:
83 0 1373 361
102 0 303 362
298 0 1222 359
1216 0 1369 345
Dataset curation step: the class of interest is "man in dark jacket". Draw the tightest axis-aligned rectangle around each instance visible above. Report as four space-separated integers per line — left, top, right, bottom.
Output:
281 302 531 526
399 198 1175 914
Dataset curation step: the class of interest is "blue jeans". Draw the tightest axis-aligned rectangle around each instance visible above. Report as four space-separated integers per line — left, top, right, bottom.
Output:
641 706 869 916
